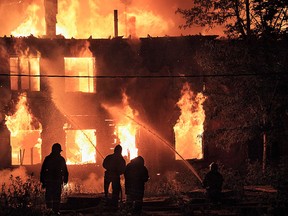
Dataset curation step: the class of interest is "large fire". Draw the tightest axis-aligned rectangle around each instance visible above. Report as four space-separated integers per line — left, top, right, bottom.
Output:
174 82 207 160
11 3 44 37
3 1 209 167
5 93 42 165
8 0 173 39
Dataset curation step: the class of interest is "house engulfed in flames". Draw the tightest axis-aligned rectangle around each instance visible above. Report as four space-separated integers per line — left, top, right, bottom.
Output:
2 0 287 179
0 35 213 171
0 0 216 172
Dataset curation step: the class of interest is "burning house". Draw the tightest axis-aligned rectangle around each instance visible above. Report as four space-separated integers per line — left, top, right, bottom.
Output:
0 35 212 173
0 0 287 182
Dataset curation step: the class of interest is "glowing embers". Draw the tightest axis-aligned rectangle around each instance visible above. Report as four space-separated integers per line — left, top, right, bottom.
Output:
5 93 42 165
64 57 96 93
9 57 40 91
65 129 97 165
174 82 207 160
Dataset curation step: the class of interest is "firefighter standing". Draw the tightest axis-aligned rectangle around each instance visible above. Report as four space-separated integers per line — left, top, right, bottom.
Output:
203 162 224 204
102 144 126 208
40 143 69 215
124 156 149 214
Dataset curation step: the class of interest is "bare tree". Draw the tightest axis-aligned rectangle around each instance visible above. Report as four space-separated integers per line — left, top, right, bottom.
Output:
176 0 288 39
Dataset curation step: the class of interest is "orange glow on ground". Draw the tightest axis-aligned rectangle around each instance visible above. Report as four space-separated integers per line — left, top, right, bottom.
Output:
5 93 42 165
174 82 207 160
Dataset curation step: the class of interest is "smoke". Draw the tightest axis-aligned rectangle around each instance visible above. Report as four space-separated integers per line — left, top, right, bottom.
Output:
81 173 103 193
67 173 104 193
120 0 132 6
0 89 9 123
0 42 11 124
0 166 29 191
0 167 104 195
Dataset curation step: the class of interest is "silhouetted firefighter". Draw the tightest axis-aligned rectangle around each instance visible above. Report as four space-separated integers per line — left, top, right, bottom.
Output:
203 162 224 204
40 143 68 215
102 144 126 209
124 156 149 214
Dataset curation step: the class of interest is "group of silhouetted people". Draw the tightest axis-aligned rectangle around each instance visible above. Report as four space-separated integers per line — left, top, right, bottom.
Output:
40 143 150 215
40 143 223 215
102 144 149 214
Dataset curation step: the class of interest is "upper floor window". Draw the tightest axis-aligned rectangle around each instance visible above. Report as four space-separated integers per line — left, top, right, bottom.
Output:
9 57 40 91
64 57 96 93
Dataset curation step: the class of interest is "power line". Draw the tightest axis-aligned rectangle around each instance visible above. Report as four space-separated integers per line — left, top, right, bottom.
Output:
0 73 287 79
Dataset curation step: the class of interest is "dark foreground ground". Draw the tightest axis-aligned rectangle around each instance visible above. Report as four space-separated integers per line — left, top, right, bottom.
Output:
56 186 287 216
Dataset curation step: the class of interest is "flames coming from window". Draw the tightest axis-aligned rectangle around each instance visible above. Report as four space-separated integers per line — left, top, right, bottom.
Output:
174 82 207 160
115 92 138 160
64 57 96 93
102 91 139 161
4 84 207 165
5 93 42 165
65 129 97 165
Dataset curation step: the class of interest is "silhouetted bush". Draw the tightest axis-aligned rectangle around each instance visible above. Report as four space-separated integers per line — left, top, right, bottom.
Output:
0 174 44 216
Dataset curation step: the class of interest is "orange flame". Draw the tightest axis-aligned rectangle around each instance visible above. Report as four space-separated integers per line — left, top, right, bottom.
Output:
5 93 42 165
174 82 207 160
11 3 45 37
65 129 96 165
64 57 95 93
116 93 138 160
102 92 139 161
57 0 79 37
63 41 95 92
126 10 172 38
10 0 174 38
56 1 172 38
